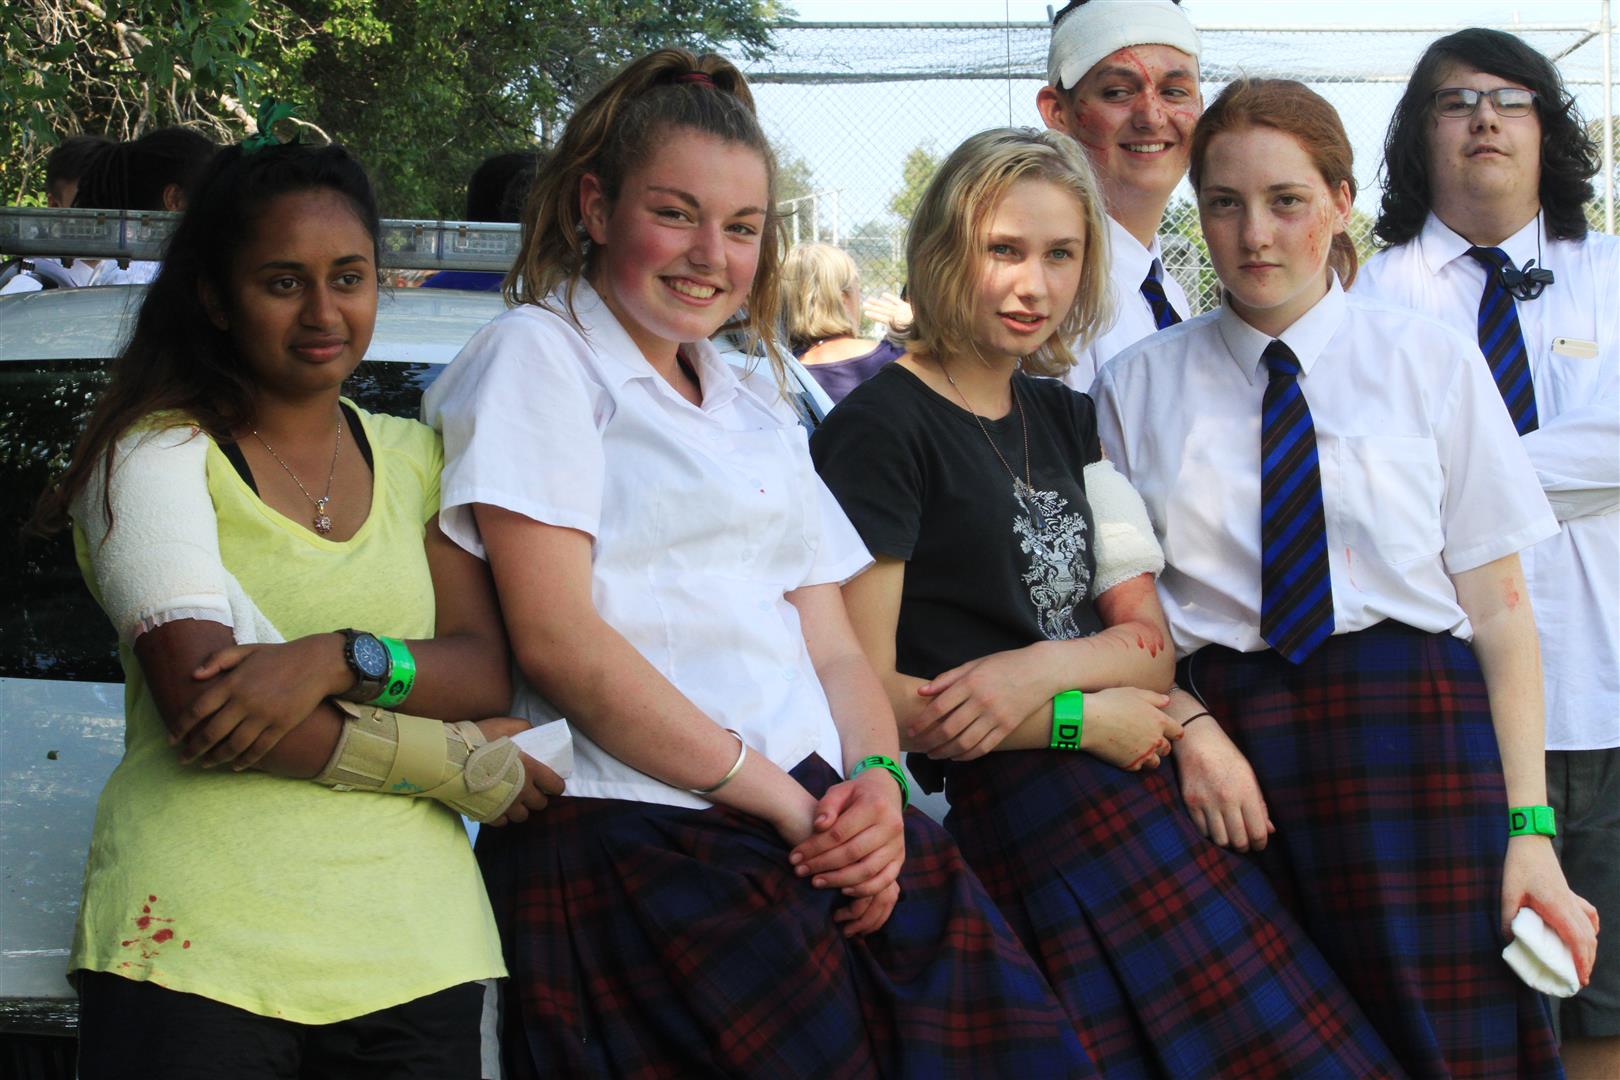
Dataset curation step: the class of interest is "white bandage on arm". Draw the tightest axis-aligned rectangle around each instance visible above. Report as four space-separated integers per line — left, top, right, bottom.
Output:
1085 457 1165 595
72 424 283 646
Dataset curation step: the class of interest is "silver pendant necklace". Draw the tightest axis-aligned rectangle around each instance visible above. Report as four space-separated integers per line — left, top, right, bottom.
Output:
940 361 1042 529
251 414 344 535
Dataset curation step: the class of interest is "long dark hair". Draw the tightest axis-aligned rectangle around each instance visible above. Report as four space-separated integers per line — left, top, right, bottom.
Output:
33 142 381 535
1375 28 1599 246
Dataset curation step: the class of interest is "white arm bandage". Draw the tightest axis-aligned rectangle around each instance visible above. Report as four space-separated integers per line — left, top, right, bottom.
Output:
1085 457 1165 595
72 425 283 646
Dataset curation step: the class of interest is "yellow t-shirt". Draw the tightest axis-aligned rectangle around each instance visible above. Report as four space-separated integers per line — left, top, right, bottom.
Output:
70 406 505 1023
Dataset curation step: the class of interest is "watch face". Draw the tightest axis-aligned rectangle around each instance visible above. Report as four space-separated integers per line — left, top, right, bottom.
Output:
352 635 390 680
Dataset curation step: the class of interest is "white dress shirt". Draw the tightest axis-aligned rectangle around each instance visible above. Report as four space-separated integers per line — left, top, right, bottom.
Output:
1358 215 1619 751
1091 275 1559 659
1063 215 1191 391
423 281 871 808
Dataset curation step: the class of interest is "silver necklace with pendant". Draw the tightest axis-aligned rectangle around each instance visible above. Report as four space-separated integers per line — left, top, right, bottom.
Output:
251 414 344 535
940 361 1042 529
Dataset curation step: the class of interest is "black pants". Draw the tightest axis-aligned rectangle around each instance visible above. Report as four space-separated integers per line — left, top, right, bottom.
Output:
76 972 489 1079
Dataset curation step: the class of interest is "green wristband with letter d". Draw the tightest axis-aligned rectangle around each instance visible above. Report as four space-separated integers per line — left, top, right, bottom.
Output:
1507 805 1556 838
1051 690 1084 751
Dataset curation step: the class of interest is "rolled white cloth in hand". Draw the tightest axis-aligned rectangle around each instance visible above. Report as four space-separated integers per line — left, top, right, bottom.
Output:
1502 907 1581 998
511 720 575 779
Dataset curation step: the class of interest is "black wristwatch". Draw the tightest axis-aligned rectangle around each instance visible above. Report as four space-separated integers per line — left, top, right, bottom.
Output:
339 628 392 703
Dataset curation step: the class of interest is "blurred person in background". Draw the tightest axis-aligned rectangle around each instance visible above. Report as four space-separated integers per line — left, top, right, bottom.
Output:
1 135 113 293
71 126 217 286
1357 28 1619 1079
422 149 543 292
782 241 903 403
1037 0 1201 387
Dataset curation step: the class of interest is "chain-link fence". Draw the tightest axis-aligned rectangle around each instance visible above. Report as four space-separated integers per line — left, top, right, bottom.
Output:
732 14 1617 318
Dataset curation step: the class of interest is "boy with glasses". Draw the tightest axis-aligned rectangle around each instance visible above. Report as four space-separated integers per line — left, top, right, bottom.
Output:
1358 29 1618 1077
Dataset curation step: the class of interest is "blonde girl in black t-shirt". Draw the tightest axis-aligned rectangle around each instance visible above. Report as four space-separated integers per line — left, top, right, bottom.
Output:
813 126 1403 1079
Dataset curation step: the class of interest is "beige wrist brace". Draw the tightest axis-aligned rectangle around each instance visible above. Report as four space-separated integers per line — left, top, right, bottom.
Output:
315 700 524 823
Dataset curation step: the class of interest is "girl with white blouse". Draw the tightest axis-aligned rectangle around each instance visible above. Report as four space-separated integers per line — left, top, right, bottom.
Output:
422 49 1088 1079
1090 78 1599 1079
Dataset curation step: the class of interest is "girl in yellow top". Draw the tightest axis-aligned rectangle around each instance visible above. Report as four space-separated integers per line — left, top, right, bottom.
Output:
36 136 558 1078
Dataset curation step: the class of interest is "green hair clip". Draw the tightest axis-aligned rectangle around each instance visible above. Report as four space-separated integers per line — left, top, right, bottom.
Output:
242 100 299 155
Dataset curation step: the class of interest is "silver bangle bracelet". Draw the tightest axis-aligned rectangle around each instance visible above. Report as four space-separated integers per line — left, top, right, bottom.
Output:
691 728 748 796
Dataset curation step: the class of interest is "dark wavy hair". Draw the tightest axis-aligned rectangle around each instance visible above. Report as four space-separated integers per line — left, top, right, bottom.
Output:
1375 28 1599 247
33 142 381 535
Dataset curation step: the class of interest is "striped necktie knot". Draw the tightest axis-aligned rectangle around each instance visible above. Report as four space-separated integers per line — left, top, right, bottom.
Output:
1464 246 1539 434
1258 339 1334 664
1262 339 1302 378
1139 259 1182 331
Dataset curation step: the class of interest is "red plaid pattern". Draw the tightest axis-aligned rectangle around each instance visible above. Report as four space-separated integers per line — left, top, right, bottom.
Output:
1183 622 1564 1079
477 755 1094 1079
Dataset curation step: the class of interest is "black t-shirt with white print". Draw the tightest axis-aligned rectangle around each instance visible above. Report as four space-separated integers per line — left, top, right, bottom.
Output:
811 362 1106 688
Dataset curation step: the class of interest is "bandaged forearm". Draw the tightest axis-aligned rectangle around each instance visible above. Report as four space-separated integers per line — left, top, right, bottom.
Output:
1086 458 1165 594
73 424 282 645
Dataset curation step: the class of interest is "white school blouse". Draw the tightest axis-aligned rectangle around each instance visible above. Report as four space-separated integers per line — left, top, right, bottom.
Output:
1357 215 1620 751
422 282 872 808
1062 215 1192 391
1090 275 1559 659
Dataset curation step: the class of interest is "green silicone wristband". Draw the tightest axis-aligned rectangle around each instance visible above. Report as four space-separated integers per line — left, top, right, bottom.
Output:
1051 690 1084 751
372 636 416 708
851 755 909 810
1508 805 1556 838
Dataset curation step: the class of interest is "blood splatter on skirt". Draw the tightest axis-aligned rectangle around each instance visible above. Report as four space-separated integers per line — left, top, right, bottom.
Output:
1181 621 1562 1079
936 745 1402 1079
476 754 1094 1079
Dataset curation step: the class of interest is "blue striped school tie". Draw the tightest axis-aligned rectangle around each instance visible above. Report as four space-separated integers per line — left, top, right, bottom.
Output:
1466 246 1539 435
1140 259 1182 331
1260 340 1334 664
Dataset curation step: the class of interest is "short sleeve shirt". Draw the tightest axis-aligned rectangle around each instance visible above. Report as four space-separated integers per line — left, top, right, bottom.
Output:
812 363 1106 680
422 282 871 808
1091 276 1559 657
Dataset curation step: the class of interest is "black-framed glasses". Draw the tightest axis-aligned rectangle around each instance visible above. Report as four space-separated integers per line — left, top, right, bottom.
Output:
1431 86 1538 119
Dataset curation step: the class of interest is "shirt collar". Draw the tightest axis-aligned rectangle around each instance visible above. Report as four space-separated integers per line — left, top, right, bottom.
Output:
1418 210 1544 276
1216 272 1348 384
1107 215 1163 290
548 278 740 411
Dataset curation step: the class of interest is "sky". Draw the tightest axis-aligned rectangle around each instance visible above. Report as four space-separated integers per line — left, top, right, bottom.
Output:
746 0 1615 273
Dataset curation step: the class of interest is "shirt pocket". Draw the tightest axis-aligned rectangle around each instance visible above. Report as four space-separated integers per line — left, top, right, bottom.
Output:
1335 435 1445 566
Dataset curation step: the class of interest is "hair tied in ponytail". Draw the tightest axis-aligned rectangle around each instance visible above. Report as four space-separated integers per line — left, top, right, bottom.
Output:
676 72 717 88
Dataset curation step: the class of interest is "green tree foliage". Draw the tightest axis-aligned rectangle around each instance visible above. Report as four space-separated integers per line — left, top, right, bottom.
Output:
887 142 939 226
4 0 783 214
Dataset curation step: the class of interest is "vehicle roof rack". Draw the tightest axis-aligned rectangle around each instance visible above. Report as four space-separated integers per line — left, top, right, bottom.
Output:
0 208 522 272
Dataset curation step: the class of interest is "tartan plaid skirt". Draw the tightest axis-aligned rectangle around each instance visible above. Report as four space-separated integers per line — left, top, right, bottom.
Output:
1181 622 1563 1080
937 747 1403 1079
475 754 1094 1079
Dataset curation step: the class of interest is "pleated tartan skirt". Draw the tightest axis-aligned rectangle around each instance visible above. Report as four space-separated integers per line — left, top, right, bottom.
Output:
1182 622 1563 1080
475 754 1094 1079
936 745 1403 1080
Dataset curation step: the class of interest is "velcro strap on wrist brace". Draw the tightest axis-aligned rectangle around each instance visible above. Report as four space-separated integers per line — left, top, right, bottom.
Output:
317 700 524 823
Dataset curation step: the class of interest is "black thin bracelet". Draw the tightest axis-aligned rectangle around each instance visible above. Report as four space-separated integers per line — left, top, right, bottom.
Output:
1181 711 1214 728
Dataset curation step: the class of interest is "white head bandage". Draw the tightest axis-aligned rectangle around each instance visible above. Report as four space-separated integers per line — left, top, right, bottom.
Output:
1047 0 1202 90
